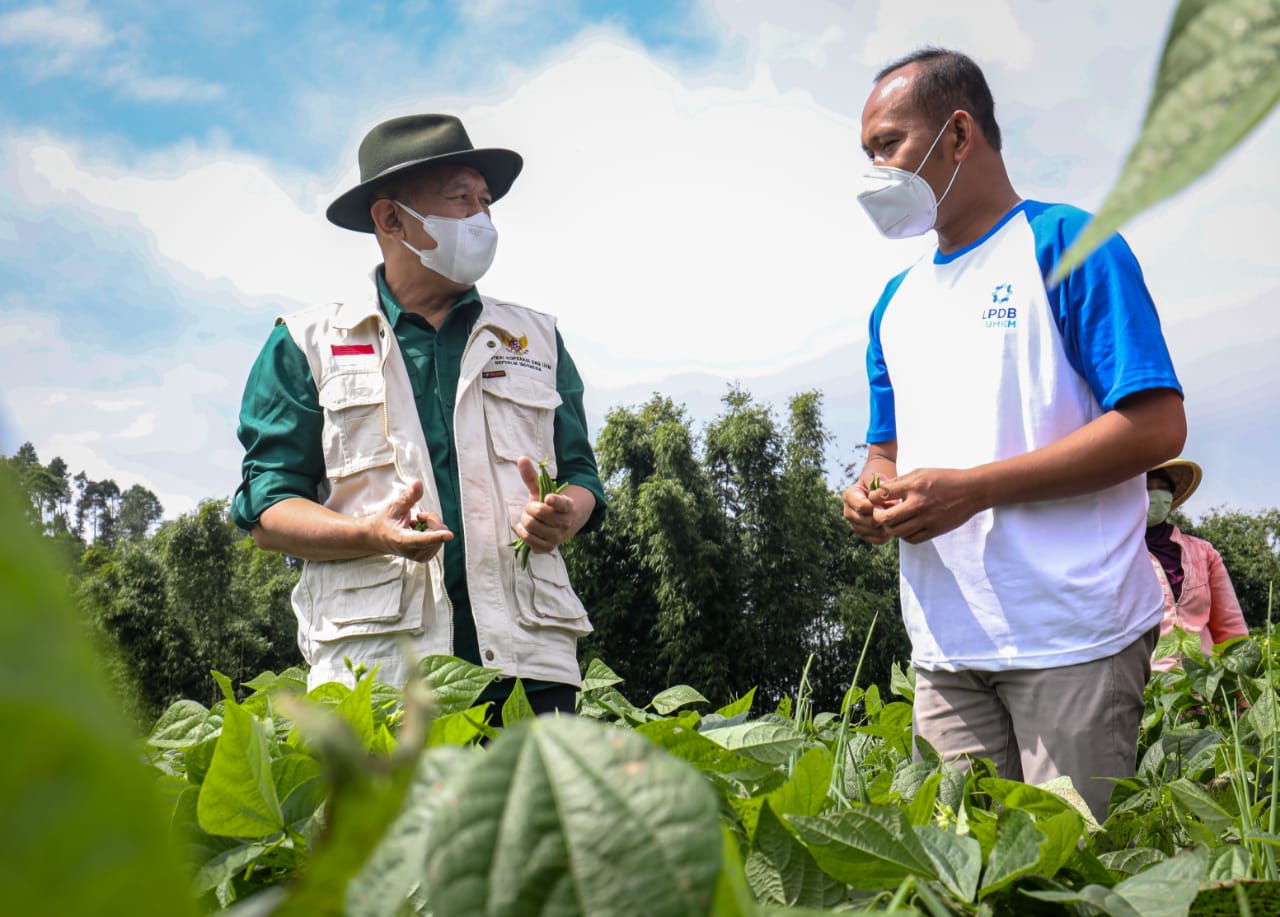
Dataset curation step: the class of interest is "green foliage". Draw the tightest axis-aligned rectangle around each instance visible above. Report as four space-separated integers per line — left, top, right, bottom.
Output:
1181 507 1280 629
1055 0 1280 279
567 386 911 711
115 626 1280 916
79 499 301 723
0 466 198 917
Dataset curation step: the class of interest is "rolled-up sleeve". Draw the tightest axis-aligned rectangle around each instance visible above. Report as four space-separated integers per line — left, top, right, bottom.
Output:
230 322 326 530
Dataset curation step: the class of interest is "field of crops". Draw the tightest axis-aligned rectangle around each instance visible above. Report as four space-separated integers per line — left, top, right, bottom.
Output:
7 471 1280 917
138 624 1280 917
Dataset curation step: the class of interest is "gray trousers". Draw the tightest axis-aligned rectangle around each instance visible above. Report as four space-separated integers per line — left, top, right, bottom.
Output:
911 627 1157 822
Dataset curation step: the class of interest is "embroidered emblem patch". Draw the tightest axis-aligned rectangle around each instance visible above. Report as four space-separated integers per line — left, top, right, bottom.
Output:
499 331 528 355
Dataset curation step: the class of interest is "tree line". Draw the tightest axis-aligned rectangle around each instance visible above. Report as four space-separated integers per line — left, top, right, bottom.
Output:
6 386 1279 725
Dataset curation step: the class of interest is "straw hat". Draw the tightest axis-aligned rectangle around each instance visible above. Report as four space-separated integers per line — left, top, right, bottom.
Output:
1148 458 1202 509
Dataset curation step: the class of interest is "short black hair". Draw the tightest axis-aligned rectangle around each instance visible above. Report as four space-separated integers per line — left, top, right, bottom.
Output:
874 47 1002 151
1148 469 1176 491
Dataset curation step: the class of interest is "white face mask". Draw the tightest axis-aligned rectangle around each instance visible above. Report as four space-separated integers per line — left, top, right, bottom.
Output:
1146 489 1174 527
857 120 961 239
394 200 498 286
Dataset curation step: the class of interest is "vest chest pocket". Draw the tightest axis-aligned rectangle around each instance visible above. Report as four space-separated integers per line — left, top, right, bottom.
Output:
305 554 426 642
317 370 395 478
512 549 593 637
482 374 562 466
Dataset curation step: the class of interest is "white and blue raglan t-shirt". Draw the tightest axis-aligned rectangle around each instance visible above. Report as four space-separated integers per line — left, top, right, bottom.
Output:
866 200 1182 672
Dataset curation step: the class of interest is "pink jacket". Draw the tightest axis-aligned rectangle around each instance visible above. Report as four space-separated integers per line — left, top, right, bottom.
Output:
1151 526 1249 671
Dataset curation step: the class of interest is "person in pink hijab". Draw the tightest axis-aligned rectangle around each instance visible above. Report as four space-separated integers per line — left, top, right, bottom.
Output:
1146 458 1249 671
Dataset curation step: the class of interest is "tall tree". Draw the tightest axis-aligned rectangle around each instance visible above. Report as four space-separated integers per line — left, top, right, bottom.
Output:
81 499 301 722
567 396 746 704
1181 507 1280 630
567 387 912 711
119 484 164 540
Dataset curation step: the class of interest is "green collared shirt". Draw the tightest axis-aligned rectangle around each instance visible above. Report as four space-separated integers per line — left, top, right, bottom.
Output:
232 271 606 687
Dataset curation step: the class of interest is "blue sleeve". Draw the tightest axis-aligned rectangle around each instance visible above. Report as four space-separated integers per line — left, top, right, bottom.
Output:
1028 202 1182 410
865 270 910 443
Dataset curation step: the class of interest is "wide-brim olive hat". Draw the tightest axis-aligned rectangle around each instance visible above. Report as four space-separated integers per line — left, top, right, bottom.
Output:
1149 457 1202 509
326 113 523 233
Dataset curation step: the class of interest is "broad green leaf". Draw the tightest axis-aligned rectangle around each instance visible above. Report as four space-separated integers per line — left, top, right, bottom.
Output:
418 655 501 714
1244 686 1280 738
891 760 935 805
978 808 1046 898
915 824 981 903
148 700 217 749
652 684 710 714
1034 810 1087 878
716 687 757 718
426 706 491 746
905 772 943 827
272 753 322 802
890 662 914 702
1168 776 1234 833
346 746 471 917
501 678 536 725
192 840 272 894
789 806 937 890
425 716 722 917
0 479 199 917
636 718 767 778
1099 846 1168 877
1137 727 1224 780
1024 846 1206 917
1053 0 1280 280
579 657 625 693
1205 843 1252 882
197 701 285 838
702 718 807 765
710 824 760 917
212 669 237 703
580 685 653 724
336 670 377 750
241 667 309 695
734 746 834 839
266 700 427 917
746 803 846 908
853 701 913 755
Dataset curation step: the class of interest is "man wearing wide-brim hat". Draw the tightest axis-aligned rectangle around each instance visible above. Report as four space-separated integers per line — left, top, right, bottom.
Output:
1145 457 1247 671
231 114 606 717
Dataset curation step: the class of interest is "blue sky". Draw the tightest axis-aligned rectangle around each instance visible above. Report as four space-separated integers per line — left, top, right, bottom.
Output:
1 0 1277 519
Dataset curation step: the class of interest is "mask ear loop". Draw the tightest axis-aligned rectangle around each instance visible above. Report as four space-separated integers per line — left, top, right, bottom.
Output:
394 200 440 259
911 119 953 177
914 119 962 208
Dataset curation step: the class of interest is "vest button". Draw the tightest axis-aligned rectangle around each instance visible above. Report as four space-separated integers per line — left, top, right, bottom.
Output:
484 650 495 661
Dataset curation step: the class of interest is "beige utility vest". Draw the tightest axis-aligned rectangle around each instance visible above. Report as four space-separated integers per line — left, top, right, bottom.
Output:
281 282 591 690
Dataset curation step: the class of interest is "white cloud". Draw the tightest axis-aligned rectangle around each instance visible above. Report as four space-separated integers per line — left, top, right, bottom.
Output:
0 2 113 51
2 1 1277 517
23 137 369 307
101 61 226 103
857 0 1035 71
0 1 224 103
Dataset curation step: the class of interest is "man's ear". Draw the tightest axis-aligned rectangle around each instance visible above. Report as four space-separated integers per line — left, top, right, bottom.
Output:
370 198 404 238
951 110 977 162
